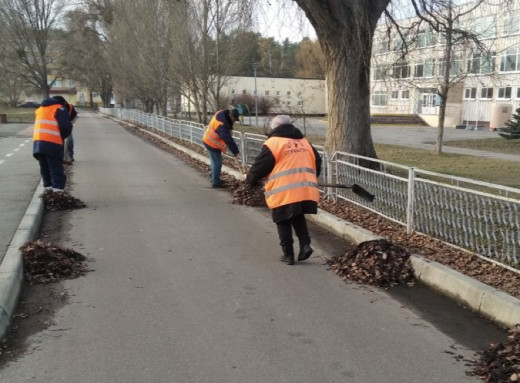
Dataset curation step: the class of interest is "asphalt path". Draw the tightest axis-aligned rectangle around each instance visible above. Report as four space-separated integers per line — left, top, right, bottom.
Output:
0 110 505 382
0 123 40 263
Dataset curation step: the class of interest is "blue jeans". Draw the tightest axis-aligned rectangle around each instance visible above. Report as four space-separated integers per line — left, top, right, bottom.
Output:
35 154 66 190
207 149 223 186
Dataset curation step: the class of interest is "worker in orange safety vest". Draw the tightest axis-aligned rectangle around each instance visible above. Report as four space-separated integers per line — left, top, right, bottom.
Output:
33 96 73 192
244 115 322 265
203 108 241 188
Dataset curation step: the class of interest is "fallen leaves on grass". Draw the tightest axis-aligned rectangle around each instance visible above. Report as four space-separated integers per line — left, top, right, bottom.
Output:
19 240 88 284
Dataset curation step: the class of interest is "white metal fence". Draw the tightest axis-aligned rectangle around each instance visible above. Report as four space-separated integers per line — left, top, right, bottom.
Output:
100 107 520 269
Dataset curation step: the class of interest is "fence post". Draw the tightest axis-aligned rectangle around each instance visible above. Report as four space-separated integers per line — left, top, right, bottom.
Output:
324 151 336 202
406 167 416 234
240 132 246 166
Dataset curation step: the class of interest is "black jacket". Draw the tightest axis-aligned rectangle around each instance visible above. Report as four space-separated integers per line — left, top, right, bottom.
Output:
246 123 322 223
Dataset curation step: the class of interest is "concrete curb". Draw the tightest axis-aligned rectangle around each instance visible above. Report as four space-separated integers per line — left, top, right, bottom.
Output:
309 210 520 329
110 120 520 329
0 181 44 340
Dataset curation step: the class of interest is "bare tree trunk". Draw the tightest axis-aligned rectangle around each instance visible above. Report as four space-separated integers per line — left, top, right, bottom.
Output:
325 43 376 159
294 0 390 163
435 4 453 154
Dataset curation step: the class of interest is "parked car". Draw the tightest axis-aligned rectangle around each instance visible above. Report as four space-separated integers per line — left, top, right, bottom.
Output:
16 102 41 108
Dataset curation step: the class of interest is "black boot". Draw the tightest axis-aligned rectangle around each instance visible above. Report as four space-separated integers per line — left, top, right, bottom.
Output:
280 246 295 265
298 243 313 262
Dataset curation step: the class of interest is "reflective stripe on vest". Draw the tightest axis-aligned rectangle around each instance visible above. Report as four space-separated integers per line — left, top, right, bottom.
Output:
33 104 63 145
263 137 319 209
203 112 227 152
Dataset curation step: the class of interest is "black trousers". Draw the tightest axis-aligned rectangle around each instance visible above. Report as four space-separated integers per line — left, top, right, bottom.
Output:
276 214 311 251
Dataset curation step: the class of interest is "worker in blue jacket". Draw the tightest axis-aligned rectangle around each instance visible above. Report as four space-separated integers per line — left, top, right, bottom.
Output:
33 96 73 192
202 109 240 188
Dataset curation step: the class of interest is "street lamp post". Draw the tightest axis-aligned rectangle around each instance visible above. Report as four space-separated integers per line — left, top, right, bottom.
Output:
252 62 258 128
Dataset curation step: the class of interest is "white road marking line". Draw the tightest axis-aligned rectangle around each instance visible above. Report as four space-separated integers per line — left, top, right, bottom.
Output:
6 153 13 157
25 139 30 143
19 143 25 147
14 148 20 152
0 160 4 165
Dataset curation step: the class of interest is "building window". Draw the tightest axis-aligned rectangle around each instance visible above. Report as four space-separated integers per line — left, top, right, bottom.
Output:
500 48 520 72
373 64 388 80
53 80 62 87
265 90 269 96
391 90 399 100
470 15 496 39
276 91 281 96
242 90 247 95
401 90 410 99
516 87 520 99
286 91 291 98
297 101 302 106
392 62 410 79
438 56 461 76
480 87 493 99
464 88 477 99
497 86 512 99
467 52 495 74
414 58 434 78
392 33 410 52
414 62 424 78
372 89 388 106
417 28 435 48
286 101 291 106
231 89 236 94
504 11 520 36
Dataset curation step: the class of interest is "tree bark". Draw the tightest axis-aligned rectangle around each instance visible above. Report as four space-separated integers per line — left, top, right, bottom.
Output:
293 0 390 161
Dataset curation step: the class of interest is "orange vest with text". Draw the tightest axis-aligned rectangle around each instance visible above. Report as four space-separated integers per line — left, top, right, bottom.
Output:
33 104 63 146
263 136 319 209
203 112 227 152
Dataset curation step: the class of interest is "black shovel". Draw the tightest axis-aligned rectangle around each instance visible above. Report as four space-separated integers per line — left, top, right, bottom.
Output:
318 183 375 202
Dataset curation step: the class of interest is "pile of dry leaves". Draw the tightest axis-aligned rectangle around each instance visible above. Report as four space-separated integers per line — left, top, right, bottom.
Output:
468 326 520 382
19 240 88 284
327 239 415 288
40 190 86 211
231 182 266 207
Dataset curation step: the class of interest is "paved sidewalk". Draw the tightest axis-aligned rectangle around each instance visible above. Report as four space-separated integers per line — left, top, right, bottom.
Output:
1 118 518 343
140 127 520 329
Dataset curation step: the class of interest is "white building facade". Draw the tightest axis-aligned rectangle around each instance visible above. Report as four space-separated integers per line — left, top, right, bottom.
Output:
370 1 520 128
180 76 327 116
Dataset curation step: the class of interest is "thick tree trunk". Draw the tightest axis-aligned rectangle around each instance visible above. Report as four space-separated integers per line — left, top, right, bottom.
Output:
325 43 376 158
294 0 390 161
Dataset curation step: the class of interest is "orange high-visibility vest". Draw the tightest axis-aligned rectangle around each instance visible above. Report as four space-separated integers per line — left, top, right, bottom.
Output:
203 112 227 152
263 136 319 209
33 104 63 145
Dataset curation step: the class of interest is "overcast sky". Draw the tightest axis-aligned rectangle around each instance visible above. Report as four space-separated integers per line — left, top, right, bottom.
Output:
254 0 317 43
